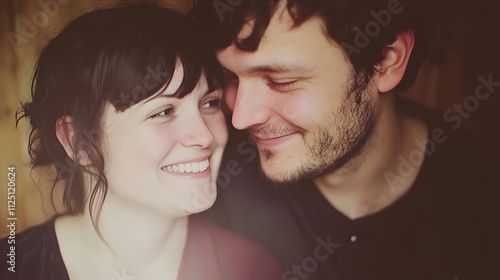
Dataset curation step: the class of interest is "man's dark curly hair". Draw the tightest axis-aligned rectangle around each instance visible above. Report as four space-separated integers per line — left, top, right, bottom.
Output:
190 0 433 92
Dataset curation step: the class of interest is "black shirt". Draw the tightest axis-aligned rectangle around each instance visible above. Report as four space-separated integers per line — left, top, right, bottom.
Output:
202 97 500 280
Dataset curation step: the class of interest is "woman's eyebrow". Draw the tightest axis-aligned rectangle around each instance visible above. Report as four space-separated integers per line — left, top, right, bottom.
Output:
143 88 215 104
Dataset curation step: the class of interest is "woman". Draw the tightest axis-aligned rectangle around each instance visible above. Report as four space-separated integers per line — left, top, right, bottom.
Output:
0 4 281 280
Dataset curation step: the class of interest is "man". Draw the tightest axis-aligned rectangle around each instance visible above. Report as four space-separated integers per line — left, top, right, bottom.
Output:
190 0 500 279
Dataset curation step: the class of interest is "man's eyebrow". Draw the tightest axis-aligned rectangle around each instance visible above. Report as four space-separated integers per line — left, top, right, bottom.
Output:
249 65 283 74
221 64 310 75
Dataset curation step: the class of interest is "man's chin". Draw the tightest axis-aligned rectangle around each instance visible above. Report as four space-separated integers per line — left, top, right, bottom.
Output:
259 163 316 188
258 161 288 186
257 149 318 187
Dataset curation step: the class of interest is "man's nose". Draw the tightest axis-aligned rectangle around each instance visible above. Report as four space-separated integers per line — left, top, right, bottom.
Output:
231 82 272 130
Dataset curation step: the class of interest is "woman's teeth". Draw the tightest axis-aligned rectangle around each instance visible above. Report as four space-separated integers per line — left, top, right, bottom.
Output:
163 159 209 173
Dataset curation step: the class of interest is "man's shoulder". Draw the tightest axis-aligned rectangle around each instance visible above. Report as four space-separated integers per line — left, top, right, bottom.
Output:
397 96 500 217
397 96 499 168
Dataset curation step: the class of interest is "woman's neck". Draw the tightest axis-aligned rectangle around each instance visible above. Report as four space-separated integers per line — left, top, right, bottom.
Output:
55 198 189 279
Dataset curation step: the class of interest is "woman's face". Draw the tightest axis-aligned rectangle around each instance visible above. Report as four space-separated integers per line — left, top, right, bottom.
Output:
99 65 228 218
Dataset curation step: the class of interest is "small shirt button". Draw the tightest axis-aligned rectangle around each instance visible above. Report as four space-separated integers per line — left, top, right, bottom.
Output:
350 235 358 243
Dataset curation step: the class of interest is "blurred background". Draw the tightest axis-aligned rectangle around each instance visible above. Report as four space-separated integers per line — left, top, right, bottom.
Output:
1 0 499 236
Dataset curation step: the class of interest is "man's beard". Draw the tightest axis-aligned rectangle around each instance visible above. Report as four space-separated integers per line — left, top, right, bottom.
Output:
256 74 376 187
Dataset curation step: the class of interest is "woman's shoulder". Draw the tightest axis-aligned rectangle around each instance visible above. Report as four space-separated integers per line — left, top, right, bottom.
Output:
0 218 68 279
1 219 54 263
187 217 283 280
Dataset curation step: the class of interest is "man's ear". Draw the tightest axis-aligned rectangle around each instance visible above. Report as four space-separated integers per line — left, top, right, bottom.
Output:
375 29 415 93
55 116 91 166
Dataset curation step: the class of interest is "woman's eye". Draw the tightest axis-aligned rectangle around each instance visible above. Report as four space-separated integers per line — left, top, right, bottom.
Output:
201 99 221 109
151 107 175 119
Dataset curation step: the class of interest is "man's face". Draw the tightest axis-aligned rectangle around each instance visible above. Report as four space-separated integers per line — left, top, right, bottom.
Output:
217 5 377 184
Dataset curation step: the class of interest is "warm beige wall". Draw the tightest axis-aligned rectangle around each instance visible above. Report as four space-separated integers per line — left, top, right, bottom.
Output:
0 0 193 237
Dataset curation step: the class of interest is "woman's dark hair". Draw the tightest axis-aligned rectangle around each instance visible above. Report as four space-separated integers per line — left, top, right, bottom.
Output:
189 0 433 92
17 4 222 227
